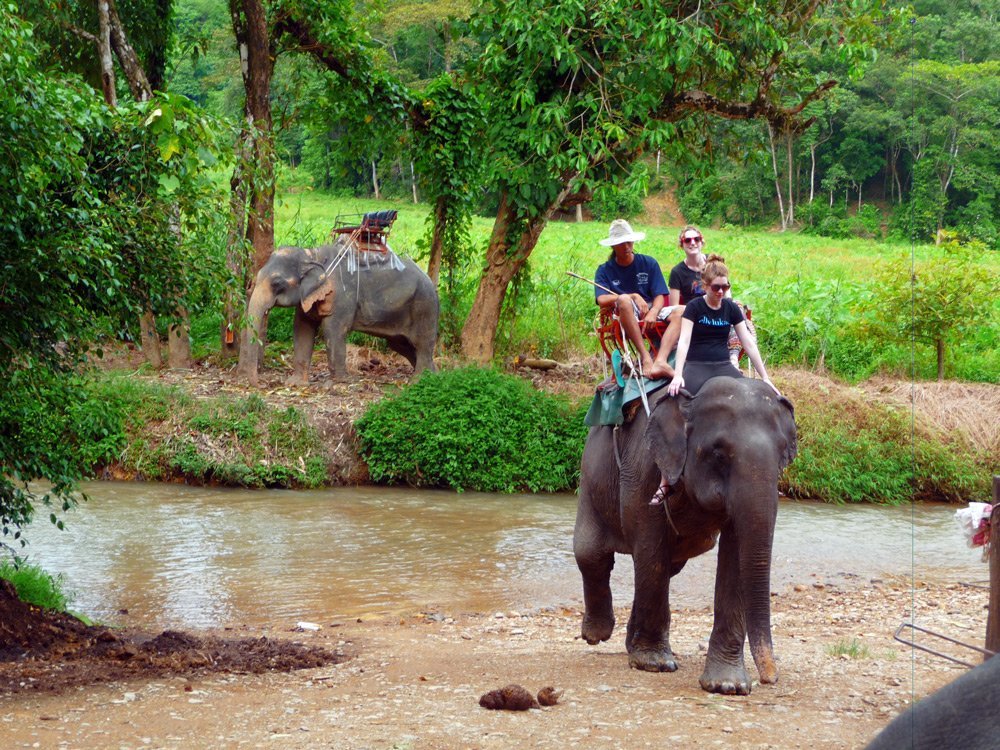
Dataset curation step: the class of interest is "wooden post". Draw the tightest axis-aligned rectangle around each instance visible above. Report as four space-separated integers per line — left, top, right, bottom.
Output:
986 476 1000 659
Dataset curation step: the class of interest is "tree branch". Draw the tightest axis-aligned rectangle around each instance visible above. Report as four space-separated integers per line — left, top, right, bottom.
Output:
272 12 426 128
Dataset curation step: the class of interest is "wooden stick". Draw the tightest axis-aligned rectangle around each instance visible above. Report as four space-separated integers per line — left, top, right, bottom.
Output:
566 270 615 296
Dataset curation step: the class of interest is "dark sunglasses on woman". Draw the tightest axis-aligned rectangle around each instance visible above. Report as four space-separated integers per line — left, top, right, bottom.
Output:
710 282 731 292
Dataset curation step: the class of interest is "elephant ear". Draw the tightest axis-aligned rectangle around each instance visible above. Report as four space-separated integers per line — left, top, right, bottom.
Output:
646 393 690 486
301 270 335 317
777 394 798 469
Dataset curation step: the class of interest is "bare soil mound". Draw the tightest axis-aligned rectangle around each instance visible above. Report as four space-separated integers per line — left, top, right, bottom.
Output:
0 580 344 695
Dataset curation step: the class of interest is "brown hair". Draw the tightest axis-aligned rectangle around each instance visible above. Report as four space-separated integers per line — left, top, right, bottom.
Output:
679 225 703 245
701 254 729 286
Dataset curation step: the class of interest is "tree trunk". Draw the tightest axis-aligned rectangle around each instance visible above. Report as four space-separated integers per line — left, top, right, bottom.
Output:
107 0 152 101
96 1 117 107
222 133 251 357
139 309 163 369
232 0 276 279
410 160 418 203
575 203 583 222
167 309 193 369
785 131 795 226
987 484 1000 659
936 337 945 381
767 123 787 230
809 145 816 204
460 190 563 363
371 160 381 200
426 196 447 285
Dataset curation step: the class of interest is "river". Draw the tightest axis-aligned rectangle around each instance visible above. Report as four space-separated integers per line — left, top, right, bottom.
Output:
16 481 986 630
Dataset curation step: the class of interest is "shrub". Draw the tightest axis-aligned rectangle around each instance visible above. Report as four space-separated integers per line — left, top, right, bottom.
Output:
355 367 588 492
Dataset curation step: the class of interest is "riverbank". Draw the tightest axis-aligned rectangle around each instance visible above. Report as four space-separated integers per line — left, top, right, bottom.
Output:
96 347 998 504
1 576 989 749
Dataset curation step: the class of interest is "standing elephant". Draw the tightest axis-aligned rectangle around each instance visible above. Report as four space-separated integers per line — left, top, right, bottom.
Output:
574 377 797 695
236 239 439 385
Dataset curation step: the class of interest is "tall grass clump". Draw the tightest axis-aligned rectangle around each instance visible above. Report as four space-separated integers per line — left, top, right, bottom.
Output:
778 372 989 504
0 560 69 611
356 367 588 492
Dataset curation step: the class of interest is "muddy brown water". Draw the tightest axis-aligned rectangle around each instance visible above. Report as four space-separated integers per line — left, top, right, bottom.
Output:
20 482 986 630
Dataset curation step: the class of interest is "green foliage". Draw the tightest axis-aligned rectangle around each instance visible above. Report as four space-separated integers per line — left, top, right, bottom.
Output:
0 8 230 543
0 560 69 612
860 241 995 379
356 367 587 492
783 388 987 504
590 165 649 222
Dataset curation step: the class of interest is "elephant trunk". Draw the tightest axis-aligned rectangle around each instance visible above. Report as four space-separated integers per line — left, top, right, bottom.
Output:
736 477 779 685
236 281 275 385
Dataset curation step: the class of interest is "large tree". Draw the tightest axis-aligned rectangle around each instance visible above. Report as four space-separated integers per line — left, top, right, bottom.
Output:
455 0 889 362
1 8 226 549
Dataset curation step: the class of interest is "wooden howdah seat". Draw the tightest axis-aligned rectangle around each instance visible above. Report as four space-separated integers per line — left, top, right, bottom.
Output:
596 302 755 371
330 209 399 251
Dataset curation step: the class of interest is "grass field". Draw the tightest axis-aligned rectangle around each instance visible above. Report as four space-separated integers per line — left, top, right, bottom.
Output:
270 190 1000 383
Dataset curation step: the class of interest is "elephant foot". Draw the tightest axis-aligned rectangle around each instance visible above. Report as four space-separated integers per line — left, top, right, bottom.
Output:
628 647 678 673
284 373 310 387
754 652 779 685
581 613 614 645
699 660 752 695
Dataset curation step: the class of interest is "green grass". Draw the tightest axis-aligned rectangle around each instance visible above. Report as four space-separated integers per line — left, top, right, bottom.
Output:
271 189 1000 382
0 560 69 611
79 373 330 489
825 638 873 660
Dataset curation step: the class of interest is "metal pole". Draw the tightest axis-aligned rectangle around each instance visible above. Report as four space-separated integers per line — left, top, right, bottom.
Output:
986 476 1000 659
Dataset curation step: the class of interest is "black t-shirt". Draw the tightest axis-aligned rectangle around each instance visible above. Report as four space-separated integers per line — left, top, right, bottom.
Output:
682 297 745 361
668 262 704 304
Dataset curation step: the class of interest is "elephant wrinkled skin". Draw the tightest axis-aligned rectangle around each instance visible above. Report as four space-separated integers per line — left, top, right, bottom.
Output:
574 377 797 695
236 240 439 385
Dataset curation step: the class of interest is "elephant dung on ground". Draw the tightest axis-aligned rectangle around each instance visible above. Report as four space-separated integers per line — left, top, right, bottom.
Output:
236 240 439 385
574 377 797 695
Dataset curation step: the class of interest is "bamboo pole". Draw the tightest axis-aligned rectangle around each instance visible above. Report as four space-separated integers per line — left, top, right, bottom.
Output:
986 476 1000 659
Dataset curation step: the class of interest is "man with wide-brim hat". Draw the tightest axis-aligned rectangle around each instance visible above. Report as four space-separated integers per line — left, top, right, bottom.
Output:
594 219 672 378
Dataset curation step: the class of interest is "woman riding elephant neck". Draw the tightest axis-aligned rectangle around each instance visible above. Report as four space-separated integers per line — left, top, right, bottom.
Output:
666 254 775 399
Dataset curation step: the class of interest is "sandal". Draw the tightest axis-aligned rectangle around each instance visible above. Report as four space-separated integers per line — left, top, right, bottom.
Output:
649 482 669 506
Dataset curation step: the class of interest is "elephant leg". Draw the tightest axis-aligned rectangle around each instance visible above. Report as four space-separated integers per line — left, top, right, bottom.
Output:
574 490 616 645
700 523 752 694
288 309 318 386
322 320 350 380
625 517 678 673
384 335 418 369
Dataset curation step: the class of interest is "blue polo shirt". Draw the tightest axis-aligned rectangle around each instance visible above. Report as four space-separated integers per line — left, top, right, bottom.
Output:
594 253 668 304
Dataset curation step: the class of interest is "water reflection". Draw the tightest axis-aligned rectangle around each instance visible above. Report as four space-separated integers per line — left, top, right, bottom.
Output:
18 482 985 630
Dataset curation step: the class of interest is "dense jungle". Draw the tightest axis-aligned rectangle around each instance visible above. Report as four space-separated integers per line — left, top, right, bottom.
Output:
2 1 999 748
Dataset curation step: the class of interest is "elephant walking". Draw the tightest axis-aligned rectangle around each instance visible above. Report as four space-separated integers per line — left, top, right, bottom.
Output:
574 377 797 694
236 239 439 385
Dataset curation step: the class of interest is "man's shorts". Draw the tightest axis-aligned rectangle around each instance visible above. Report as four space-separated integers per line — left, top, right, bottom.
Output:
619 300 679 322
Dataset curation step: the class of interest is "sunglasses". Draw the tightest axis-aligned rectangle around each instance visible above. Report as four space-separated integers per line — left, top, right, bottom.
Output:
709 283 731 293
682 236 702 245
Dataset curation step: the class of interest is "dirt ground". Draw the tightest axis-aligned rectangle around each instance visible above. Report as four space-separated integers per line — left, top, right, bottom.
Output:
2 352 995 748
1 574 989 749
